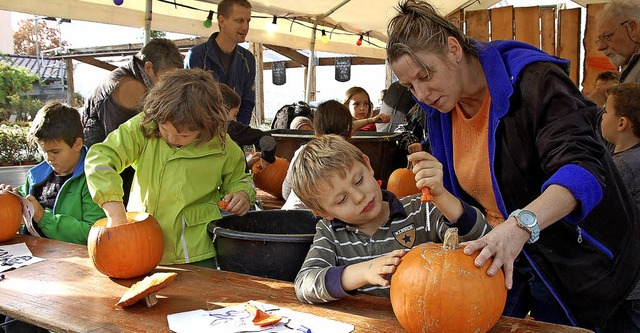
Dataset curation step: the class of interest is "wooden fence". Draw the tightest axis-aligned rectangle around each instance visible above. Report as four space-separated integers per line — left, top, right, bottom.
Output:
448 3 613 94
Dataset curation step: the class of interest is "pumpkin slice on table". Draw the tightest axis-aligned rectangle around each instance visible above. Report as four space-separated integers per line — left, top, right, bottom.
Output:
116 272 177 308
244 302 282 326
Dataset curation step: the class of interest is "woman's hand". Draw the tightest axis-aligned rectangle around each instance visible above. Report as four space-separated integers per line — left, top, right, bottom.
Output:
460 218 529 289
220 191 251 216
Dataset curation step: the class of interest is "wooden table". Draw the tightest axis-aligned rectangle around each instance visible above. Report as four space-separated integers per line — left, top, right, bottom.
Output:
0 235 592 333
256 189 285 210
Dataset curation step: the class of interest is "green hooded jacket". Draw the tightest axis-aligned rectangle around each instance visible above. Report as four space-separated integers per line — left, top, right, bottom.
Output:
84 114 256 264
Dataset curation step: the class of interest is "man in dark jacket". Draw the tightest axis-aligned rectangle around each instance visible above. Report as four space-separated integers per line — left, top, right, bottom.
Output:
185 0 256 126
81 38 182 205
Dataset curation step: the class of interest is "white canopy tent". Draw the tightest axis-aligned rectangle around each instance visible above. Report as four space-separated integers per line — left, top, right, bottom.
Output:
0 0 605 59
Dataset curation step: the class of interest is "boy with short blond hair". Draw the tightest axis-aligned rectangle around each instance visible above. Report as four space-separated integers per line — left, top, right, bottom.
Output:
290 134 491 304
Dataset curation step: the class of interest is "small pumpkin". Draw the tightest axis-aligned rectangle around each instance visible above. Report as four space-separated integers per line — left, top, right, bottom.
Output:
387 166 421 198
390 228 506 333
0 191 23 242
88 212 165 279
251 157 290 199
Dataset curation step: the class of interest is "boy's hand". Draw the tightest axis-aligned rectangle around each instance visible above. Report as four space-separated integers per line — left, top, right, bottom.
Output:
0 184 21 196
220 191 250 216
24 195 44 222
342 249 407 290
408 152 444 199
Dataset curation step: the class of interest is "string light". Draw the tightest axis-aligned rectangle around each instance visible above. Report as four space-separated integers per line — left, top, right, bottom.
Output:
266 16 278 33
321 29 328 44
113 0 124 5
203 10 213 28
356 34 363 46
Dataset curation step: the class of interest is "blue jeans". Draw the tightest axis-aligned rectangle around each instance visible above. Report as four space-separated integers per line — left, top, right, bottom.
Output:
502 258 573 326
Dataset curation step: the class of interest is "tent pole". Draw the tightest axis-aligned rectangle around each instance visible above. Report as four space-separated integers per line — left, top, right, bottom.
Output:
144 0 152 45
305 23 317 103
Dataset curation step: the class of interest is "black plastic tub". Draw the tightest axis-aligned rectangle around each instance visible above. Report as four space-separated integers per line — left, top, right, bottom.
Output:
208 210 320 282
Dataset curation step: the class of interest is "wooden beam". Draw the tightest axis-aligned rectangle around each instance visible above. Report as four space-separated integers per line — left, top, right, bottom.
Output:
250 42 265 126
558 7 582 85
318 57 384 66
264 44 308 66
515 7 541 48
74 57 117 71
64 58 75 106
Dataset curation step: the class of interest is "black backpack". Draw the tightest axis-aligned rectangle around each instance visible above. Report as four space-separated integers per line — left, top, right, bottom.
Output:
270 101 313 129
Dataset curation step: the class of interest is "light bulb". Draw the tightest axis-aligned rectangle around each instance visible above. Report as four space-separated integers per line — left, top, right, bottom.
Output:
113 0 124 5
203 10 214 28
321 30 328 44
266 16 278 33
356 35 363 46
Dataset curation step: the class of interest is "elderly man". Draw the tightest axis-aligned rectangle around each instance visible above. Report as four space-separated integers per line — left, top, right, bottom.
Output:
185 0 256 125
596 0 640 83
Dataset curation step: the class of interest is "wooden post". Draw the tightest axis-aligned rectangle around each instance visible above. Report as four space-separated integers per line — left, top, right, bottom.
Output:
64 58 75 106
250 42 264 127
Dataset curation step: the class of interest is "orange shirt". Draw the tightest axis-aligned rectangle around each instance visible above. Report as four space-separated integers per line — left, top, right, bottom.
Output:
451 90 504 226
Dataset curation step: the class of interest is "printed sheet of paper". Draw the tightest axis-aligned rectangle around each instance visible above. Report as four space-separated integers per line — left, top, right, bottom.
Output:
167 301 354 333
0 243 45 273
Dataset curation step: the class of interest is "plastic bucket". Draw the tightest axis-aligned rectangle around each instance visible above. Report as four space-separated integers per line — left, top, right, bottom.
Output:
208 210 320 282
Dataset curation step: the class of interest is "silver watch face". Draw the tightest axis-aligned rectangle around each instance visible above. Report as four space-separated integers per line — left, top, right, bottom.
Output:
518 211 537 227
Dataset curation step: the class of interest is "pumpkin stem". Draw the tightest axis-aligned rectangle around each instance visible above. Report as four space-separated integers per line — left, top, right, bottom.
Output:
144 292 158 307
442 227 459 250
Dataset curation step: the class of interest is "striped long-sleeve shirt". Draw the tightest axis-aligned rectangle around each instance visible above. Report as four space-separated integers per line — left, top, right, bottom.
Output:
294 190 491 304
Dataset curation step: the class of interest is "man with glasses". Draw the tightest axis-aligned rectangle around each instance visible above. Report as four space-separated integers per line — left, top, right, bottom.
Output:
595 0 640 83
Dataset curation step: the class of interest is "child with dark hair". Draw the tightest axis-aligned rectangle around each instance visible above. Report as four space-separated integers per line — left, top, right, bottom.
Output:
600 81 640 331
0 101 105 333
219 83 276 170
281 100 355 209
85 68 255 267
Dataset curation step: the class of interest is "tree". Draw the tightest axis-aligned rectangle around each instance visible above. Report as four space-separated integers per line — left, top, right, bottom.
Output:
0 62 41 121
13 18 68 56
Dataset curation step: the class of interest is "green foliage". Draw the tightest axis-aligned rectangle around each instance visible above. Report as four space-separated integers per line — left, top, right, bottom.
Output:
0 122 41 165
150 30 167 39
0 62 40 122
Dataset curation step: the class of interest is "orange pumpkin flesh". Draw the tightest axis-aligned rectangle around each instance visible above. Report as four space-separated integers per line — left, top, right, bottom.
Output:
0 191 23 242
88 212 165 279
390 228 506 333
387 168 421 198
251 157 289 199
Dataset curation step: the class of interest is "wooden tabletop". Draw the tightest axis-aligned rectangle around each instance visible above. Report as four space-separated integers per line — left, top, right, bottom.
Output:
0 235 592 333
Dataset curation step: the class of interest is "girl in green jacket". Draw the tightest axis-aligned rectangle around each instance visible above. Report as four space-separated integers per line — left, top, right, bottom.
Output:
85 68 256 266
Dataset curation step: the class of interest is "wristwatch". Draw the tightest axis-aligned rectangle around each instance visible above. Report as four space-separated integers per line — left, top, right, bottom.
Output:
509 209 540 244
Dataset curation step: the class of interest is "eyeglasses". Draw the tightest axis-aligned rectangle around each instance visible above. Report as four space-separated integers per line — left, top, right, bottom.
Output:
595 21 629 46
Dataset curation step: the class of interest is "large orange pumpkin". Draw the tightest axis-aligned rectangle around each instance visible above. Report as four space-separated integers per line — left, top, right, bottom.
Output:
88 212 165 279
0 191 23 242
251 157 289 199
390 228 506 333
387 167 421 198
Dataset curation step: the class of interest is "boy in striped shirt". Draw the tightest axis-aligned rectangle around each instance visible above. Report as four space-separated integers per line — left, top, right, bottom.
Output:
290 135 491 304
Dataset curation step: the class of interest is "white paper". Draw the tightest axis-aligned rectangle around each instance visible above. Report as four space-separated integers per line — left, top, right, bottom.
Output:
0 243 45 273
167 301 354 333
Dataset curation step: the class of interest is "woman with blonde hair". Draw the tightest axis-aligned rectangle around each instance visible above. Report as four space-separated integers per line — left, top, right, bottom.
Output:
387 0 640 331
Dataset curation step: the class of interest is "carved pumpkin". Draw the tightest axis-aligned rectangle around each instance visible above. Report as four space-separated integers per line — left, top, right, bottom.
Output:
390 228 506 333
251 157 289 199
88 212 165 279
387 167 421 198
0 191 22 242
